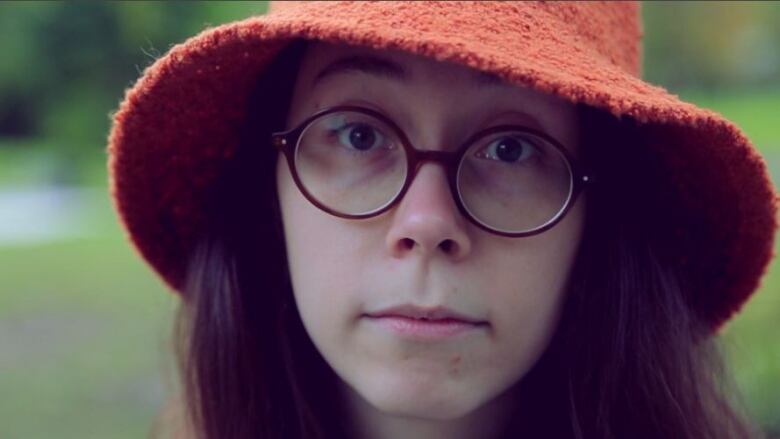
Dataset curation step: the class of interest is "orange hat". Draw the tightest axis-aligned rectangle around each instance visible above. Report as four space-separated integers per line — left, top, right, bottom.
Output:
107 1 778 335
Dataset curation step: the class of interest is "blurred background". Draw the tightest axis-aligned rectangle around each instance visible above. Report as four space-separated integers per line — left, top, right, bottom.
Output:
0 1 778 438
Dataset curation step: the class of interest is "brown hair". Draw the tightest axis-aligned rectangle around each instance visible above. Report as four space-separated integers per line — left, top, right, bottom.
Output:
161 39 764 439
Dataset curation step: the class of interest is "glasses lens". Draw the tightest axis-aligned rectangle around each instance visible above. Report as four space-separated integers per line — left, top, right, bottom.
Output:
295 111 407 215
457 130 573 233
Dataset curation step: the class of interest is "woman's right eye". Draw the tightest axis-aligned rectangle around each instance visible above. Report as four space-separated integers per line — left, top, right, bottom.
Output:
323 117 400 156
334 122 387 153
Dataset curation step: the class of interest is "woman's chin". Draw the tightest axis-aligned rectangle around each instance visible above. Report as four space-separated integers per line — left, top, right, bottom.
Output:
349 374 479 421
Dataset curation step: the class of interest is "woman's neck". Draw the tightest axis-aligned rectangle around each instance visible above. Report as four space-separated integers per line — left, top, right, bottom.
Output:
338 380 518 439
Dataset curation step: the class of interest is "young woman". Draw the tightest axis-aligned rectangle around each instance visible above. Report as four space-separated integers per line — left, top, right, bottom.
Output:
107 2 778 438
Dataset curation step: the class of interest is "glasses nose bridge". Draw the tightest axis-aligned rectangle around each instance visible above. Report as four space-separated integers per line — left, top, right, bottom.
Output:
410 149 461 175
402 148 462 208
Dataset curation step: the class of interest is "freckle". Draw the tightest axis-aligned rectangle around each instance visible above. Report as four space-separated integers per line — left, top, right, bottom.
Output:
450 355 461 366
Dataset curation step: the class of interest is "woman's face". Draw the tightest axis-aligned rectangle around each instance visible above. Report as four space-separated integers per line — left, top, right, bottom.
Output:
276 41 586 424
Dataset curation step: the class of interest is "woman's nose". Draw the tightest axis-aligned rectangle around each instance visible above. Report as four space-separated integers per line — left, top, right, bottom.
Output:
385 162 472 261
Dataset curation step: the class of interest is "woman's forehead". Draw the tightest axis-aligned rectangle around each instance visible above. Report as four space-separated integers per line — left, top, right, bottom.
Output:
303 41 556 100
307 41 504 87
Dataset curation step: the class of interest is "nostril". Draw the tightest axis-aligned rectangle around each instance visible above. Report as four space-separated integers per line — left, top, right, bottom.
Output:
394 238 460 255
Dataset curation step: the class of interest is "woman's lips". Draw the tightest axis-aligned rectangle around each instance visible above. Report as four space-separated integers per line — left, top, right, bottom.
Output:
364 315 488 340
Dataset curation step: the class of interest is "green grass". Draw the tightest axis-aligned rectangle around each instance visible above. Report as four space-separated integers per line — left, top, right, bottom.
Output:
0 193 177 439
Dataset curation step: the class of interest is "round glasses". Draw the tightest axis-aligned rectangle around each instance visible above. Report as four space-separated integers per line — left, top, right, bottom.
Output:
271 105 594 237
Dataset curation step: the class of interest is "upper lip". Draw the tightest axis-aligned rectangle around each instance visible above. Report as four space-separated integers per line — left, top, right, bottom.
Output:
365 304 487 325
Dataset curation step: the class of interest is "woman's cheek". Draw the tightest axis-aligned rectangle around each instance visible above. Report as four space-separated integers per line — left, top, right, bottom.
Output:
486 269 569 376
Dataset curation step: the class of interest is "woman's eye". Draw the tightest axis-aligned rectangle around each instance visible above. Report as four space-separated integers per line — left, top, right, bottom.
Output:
475 135 539 164
334 122 388 153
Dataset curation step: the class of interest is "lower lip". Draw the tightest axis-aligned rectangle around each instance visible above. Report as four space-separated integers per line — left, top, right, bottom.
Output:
365 315 486 340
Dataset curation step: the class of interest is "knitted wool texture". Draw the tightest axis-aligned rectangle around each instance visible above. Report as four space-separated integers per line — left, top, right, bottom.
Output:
107 1 779 336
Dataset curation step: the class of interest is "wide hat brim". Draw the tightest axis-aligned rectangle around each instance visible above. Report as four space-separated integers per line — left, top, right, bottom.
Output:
107 1 778 336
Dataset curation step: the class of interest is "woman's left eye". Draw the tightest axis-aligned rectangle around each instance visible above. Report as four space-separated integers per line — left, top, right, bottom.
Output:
476 136 539 164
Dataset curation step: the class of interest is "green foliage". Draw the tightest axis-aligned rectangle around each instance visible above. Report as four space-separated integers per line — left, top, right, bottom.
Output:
643 1 780 91
0 1 268 181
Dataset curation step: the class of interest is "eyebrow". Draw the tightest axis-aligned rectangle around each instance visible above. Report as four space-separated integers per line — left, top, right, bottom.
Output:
311 54 508 88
